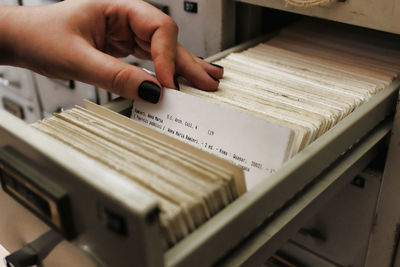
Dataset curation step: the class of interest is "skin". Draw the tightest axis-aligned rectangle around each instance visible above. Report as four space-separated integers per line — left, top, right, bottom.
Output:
0 0 223 101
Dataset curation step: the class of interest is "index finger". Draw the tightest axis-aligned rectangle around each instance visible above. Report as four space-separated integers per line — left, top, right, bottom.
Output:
150 18 178 88
127 1 178 88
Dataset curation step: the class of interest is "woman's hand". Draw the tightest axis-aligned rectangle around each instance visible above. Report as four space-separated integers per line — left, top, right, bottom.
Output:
0 0 223 103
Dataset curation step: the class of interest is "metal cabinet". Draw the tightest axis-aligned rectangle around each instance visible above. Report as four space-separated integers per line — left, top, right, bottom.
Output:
33 74 97 118
0 0 18 5
1 1 400 266
0 67 42 123
235 0 400 35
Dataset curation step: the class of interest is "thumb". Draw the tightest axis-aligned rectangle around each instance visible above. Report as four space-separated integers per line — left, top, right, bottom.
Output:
71 45 162 103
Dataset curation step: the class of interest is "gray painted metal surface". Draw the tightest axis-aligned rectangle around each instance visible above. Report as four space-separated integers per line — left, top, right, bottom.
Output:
365 92 400 267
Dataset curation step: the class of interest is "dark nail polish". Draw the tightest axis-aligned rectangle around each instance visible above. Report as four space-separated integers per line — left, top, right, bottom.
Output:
211 63 223 69
209 74 220 83
138 81 161 104
198 56 204 60
173 76 180 91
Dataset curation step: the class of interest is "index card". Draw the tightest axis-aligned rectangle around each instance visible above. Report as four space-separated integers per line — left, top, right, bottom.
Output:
132 89 294 190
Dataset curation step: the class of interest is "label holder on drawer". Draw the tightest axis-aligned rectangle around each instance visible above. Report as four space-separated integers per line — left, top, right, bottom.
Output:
0 146 76 240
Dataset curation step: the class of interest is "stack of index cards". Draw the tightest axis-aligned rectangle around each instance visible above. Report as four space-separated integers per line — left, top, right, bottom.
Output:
181 19 400 156
32 102 246 247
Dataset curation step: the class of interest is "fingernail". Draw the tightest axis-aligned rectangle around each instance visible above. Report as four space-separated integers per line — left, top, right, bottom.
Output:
211 63 223 69
173 76 180 91
209 74 220 83
138 81 161 104
197 56 204 60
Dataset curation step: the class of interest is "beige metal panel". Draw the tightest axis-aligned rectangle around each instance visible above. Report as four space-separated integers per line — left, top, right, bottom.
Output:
0 67 37 101
365 92 400 267
0 0 18 5
0 85 42 123
290 169 382 266
236 0 400 35
33 73 97 116
148 0 236 57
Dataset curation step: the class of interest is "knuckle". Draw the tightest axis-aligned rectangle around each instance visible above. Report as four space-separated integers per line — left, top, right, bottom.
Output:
170 19 179 32
111 68 132 96
160 16 179 32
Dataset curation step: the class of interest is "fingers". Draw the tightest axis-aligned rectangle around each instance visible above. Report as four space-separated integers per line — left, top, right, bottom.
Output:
127 2 178 89
134 37 151 53
194 57 224 79
150 18 178 88
104 40 134 58
122 1 222 92
175 44 223 91
73 41 162 103
132 43 152 60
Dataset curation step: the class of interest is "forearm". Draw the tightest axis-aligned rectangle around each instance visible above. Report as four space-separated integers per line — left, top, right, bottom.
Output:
0 4 62 75
0 5 21 65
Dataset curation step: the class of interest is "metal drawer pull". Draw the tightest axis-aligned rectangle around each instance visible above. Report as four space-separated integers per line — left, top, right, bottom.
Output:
4 230 62 267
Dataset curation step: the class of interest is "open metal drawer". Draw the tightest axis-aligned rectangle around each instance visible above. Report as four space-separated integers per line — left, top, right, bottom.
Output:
0 37 399 266
166 38 400 266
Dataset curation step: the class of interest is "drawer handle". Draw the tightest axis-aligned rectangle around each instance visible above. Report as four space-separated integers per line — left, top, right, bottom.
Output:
4 230 62 267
